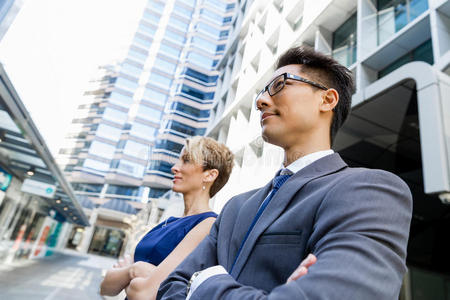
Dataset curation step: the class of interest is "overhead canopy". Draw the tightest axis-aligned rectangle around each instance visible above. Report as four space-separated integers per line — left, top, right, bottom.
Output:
0 63 89 226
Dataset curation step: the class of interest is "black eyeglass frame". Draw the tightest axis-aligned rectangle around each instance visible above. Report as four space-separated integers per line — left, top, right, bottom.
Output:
255 72 329 107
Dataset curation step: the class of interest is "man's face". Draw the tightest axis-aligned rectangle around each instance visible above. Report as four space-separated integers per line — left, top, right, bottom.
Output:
256 64 325 148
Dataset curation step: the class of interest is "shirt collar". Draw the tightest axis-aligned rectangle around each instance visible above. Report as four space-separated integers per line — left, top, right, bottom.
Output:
281 149 334 175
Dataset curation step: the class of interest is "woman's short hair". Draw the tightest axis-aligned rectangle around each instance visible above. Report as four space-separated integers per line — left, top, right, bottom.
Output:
184 136 234 197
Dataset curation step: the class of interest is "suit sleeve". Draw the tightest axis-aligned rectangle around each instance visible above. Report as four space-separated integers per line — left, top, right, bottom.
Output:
157 204 224 300
180 170 412 300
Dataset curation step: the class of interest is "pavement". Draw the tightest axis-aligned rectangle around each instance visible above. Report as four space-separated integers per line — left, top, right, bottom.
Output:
0 249 126 300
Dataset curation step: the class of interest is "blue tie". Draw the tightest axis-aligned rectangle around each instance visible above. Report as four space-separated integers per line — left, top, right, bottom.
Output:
230 171 292 273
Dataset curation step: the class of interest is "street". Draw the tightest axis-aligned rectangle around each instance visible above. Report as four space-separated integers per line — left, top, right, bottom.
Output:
0 251 121 300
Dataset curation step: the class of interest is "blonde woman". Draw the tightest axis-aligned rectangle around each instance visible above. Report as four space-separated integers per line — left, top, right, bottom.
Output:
100 136 234 300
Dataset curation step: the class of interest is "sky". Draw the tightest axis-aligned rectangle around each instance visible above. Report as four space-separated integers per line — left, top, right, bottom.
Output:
0 0 146 155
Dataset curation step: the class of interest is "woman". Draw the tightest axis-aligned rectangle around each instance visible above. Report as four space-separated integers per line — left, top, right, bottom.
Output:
100 136 234 300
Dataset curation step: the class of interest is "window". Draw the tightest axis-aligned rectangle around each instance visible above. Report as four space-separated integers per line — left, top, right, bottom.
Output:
169 16 189 31
148 160 174 175
96 123 122 141
173 4 192 18
138 23 157 36
149 188 169 198
180 84 214 101
71 183 103 193
143 11 161 24
143 88 168 105
377 0 428 45
133 34 152 49
103 108 128 125
187 52 215 69
171 101 210 119
166 120 196 136
165 29 186 44
155 139 184 153
378 39 433 78
117 160 145 178
115 77 139 91
130 122 157 140
109 91 133 108
192 36 217 54
200 8 223 25
153 58 177 74
147 1 165 13
106 185 141 197
123 141 150 159
149 72 172 88
159 43 181 58
83 158 110 172
136 104 162 122
89 141 116 159
128 48 148 63
196 22 221 38
332 13 357 67
182 68 218 83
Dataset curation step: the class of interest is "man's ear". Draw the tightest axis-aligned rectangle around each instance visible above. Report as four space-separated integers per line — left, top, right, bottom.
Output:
320 88 339 112
203 169 219 183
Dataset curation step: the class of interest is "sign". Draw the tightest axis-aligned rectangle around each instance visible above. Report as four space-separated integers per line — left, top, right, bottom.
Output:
0 166 12 191
21 179 56 199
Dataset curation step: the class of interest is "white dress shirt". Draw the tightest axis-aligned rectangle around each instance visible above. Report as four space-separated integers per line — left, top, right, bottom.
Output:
185 149 334 299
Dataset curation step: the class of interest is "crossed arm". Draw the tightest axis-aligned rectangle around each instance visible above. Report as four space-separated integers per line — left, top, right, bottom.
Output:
100 217 216 299
158 171 412 299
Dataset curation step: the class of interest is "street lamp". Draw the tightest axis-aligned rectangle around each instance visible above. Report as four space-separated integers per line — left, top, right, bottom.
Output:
26 167 35 176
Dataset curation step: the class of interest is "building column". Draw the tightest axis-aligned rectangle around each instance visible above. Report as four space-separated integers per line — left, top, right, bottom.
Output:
77 208 98 254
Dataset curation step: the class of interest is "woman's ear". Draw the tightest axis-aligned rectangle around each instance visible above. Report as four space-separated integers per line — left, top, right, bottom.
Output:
204 169 219 183
320 88 339 112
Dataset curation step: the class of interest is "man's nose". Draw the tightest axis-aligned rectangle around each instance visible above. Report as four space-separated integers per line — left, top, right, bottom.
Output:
255 91 271 110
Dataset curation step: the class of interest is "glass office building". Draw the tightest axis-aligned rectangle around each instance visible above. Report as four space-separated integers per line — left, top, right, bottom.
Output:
57 0 236 213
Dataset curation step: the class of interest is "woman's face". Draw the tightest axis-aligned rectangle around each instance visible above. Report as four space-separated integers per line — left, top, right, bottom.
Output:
171 149 206 194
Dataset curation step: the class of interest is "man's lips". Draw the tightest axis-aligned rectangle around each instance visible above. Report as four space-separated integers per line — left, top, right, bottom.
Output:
173 176 182 182
261 112 277 121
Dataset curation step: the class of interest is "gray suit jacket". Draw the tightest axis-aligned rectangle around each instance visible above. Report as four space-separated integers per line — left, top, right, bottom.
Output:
158 153 412 299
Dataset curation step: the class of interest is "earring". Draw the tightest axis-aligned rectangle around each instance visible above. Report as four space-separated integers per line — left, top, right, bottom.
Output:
202 185 206 190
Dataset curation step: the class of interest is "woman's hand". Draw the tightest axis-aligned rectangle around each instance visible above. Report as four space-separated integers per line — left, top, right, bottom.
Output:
129 261 156 280
126 276 158 300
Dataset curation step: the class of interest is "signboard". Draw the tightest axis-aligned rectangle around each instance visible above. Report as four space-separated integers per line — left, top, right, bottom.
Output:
0 166 12 191
21 178 56 199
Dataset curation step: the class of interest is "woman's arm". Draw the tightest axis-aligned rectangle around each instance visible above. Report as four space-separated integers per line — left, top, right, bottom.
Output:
125 217 216 300
100 261 156 296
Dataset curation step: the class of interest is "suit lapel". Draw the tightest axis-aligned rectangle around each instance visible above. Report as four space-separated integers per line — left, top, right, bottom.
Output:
230 153 348 279
226 182 273 269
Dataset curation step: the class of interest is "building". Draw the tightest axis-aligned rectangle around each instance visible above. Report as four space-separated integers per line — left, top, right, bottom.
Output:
57 0 237 256
0 0 23 42
207 0 450 298
0 64 89 263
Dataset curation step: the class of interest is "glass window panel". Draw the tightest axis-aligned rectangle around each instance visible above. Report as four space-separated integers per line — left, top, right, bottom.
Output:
137 23 156 36
133 34 152 49
196 22 221 38
153 58 177 74
128 49 148 63
88 141 116 159
192 36 217 54
103 108 128 125
159 43 181 58
120 63 142 78
83 159 110 172
169 16 189 31
136 104 162 122
165 29 186 44
109 91 133 108
96 123 122 141
130 122 157 140
148 1 165 13
332 13 357 67
178 0 195 6
187 52 214 69
123 141 149 159
117 160 145 178
148 72 172 88
143 11 161 24
410 0 428 20
200 8 223 25
143 88 168 105
173 4 192 18
115 77 139 91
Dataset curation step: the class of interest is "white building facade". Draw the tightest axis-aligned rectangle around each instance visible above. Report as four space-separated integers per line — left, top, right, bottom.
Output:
208 0 450 298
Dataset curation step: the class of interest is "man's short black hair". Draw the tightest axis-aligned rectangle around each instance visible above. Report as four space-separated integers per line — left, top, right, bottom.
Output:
276 46 355 145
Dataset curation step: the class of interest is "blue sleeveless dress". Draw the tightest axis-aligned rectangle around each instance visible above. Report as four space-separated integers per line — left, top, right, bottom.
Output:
134 211 217 265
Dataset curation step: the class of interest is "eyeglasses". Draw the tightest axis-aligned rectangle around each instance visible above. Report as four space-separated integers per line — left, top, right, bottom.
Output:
255 72 328 108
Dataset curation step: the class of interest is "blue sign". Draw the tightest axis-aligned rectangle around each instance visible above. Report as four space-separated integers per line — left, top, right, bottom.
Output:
0 166 12 192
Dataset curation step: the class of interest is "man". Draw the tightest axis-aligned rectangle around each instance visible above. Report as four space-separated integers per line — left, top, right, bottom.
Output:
157 46 412 299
